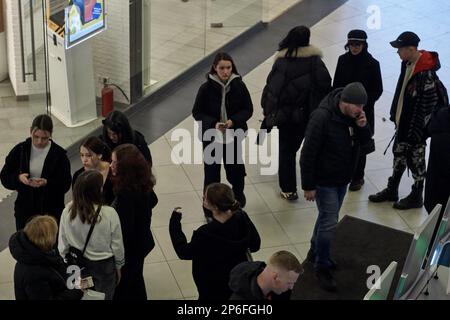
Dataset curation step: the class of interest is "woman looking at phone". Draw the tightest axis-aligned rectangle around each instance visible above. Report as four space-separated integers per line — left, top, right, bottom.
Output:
0 114 72 230
192 52 253 219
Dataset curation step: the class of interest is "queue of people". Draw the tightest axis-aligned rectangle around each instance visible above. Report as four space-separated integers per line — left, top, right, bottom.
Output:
2 23 449 300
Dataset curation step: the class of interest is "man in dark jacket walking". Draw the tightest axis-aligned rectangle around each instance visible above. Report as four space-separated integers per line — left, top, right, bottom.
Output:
300 82 371 291
369 32 442 210
229 250 302 300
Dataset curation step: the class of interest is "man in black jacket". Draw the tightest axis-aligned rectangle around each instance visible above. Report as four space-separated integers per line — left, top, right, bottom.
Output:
300 82 371 291
229 250 302 300
369 32 442 210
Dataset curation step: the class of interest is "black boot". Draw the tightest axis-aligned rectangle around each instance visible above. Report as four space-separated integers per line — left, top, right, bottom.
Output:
315 267 337 292
368 176 400 202
393 183 423 210
306 249 337 270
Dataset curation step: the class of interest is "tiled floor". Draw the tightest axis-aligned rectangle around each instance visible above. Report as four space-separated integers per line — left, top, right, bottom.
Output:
1 0 449 300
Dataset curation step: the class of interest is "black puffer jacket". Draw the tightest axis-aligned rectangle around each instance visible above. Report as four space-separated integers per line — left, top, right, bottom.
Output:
0 138 71 222
169 210 260 300
390 51 441 144
9 231 83 300
192 74 253 137
300 88 372 190
261 45 331 128
424 107 450 214
333 50 383 132
99 130 152 164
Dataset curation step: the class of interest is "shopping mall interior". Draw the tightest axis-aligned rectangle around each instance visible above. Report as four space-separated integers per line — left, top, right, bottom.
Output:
0 0 449 300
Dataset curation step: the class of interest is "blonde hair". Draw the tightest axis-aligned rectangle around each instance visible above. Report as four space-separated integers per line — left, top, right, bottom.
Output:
268 250 303 274
24 215 58 251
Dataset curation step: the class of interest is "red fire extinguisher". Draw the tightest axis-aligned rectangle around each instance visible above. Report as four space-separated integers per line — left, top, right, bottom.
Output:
102 82 114 117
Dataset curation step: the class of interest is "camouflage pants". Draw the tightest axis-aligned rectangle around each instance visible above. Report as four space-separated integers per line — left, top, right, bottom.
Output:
392 140 426 186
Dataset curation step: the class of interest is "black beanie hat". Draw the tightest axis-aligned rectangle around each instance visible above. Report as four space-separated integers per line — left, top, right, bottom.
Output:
340 82 368 105
347 29 367 42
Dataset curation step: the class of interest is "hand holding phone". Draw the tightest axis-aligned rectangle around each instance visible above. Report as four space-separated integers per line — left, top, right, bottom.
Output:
356 110 367 127
215 122 227 132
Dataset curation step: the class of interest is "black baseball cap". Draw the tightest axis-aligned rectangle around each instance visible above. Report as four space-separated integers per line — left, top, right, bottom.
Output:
390 31 420 48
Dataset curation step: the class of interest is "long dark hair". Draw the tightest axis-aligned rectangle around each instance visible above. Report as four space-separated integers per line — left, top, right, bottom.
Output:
102 111 135 146
278 25 311 58
205 183 240 212
209 52 239 76
80 136 112 163
70 170 103 224
112 144 155 194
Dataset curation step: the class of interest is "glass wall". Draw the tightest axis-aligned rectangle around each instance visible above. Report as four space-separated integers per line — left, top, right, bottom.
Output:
144 0 263 94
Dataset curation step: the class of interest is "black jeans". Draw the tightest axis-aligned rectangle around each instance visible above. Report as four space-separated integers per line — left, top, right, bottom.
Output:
278 124 304 193
113 258 146 300
202 139 246 204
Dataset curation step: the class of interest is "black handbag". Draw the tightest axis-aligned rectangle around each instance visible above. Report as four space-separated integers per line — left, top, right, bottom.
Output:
66 206 101 268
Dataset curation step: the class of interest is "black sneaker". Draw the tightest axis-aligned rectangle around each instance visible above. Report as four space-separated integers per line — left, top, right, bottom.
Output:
315 267 337 292
349 179 364 191
280 191 299 201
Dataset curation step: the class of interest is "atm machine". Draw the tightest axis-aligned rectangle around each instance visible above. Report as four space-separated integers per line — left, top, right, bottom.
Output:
46 2 103 127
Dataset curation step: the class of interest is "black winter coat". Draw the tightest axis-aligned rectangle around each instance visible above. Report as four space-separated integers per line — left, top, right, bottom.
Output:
192 74 253 137
169 209 261 300
300 88 372 190
99 130 152 164
9 231 83 300
112 190 158 261
390 51 441 144
0 138 71 223
261 45 331 129
72 167 115 205
424 107 450 214
333 50 383 132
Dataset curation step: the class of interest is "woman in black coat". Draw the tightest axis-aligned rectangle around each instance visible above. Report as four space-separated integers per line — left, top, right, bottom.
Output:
0 114 72 230
100 110 152 165
425 106 450 217
261 26 332 201
333 29 383 191
111 144 158 300
169 183 260 300
72 137 114 205
9 215 83 300
192 52 253 213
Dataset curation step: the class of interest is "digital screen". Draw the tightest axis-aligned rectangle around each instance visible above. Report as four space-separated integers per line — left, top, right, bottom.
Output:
65 0 106 48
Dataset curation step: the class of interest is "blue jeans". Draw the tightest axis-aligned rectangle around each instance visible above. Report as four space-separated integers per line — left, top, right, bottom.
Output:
310 185 347 270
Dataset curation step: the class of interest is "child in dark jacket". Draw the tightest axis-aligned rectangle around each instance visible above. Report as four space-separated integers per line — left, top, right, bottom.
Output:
169 183 260 300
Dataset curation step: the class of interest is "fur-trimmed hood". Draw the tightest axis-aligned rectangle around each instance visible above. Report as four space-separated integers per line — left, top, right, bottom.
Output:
275 45 323 60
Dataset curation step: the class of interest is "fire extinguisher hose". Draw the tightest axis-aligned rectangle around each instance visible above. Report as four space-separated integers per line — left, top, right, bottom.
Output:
107 83 130 104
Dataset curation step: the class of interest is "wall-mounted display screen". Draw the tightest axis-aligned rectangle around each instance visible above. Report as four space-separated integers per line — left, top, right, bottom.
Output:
65 0 106 48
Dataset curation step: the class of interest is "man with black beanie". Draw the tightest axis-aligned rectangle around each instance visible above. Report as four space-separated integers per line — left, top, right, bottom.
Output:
300 82 372 291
